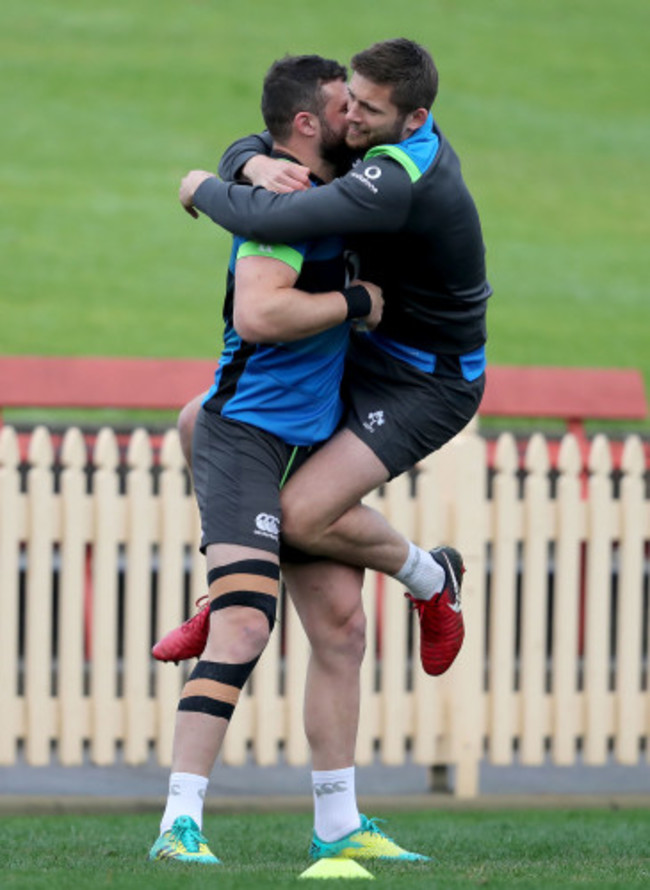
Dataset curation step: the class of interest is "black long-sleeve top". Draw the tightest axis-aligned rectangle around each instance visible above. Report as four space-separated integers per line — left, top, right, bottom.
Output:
197 117 492 355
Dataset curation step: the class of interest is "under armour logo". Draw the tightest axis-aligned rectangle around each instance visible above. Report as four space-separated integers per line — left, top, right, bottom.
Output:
362 410 385 433
255 512 280 540
313 781 347 797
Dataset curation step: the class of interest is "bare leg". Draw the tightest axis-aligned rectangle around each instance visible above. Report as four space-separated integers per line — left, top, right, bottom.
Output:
282 560 365 770
169 544 275 778
170 603 270 774
281 429 410 575
282 559 365 840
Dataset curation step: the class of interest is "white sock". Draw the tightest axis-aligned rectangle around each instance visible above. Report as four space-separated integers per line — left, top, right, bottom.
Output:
312 767 360 842
160 772 209 834
395 542 444 600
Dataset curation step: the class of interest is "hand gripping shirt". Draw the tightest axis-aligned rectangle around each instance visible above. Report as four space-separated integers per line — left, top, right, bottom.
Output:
198 115 492 362
203 198 350 446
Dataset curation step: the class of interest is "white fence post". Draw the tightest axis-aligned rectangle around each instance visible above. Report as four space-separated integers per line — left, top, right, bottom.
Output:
552 435 583 764
520 434 551 765
123 429 155 765
488 433 519 765
446 426 487 798
583 436 614 765
616 436 645 764
154 430 187 766
0 427 22 764
58 427 88 765
24 427 56 764
90 428 121 765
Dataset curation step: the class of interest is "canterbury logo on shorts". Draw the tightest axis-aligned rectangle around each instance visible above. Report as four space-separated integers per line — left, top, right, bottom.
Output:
254 512 280 540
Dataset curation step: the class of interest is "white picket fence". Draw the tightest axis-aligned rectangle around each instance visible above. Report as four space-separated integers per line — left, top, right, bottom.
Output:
0 423 648 798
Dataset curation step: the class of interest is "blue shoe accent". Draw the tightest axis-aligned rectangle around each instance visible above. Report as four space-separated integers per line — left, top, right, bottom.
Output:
148 815 221 864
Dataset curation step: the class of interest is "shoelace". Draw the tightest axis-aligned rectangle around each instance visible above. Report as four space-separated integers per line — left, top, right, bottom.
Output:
173 820 206 852
404 592 439 614
361 816 393 840
180 595 209 632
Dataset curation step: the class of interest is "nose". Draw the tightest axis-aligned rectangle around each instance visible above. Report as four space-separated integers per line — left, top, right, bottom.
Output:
345 100 361 123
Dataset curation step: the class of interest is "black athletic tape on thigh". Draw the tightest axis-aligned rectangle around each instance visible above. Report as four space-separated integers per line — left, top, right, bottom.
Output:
178 657 259 720
207 560 280 584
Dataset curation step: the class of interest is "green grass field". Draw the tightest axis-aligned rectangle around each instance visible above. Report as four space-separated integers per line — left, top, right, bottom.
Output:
1 809 649 888
2 0 648 387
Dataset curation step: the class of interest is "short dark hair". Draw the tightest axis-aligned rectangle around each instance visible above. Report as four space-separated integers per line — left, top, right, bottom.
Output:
351 38 438 113
261 54 347 142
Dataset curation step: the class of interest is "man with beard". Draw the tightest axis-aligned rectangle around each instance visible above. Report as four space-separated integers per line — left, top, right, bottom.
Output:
148 54 392 865
170 38 490 690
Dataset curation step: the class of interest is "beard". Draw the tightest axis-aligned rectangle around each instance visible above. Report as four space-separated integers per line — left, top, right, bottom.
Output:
319 138 359 176
346 112 409 153
318 118 358 176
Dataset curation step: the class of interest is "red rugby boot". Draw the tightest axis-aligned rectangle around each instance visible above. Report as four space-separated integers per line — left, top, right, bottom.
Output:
152 597 210 663
405 546 465 676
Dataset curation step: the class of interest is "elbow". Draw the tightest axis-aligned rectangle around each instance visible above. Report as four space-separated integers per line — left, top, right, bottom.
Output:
233 307 274 344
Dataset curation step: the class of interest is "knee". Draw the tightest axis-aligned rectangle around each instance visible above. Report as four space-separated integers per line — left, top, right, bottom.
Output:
238 608 272 657
314 605 367 670
206 607 272 663
281 496 321 551
341 608 367 667
177 396 202 468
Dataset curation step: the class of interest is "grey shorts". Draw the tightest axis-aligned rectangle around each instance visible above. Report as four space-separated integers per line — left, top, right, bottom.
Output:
192 408 313 555
342 334 485 480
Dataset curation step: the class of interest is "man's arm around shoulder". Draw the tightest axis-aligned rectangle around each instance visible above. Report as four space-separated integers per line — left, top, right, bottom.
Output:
184 156 413 241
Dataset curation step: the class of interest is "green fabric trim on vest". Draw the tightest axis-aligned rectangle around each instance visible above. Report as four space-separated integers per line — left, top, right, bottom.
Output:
364 144 421 183
237 241 303 273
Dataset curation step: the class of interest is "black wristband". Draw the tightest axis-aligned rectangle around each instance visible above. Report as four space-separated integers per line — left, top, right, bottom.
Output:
341 285 372 320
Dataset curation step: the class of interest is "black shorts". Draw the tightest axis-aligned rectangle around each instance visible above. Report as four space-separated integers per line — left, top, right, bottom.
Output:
192 408 314 555
342 334 485 480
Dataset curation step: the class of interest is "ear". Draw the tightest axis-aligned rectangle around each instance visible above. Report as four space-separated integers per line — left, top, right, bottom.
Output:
293 111 318 137
404 107 429 136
